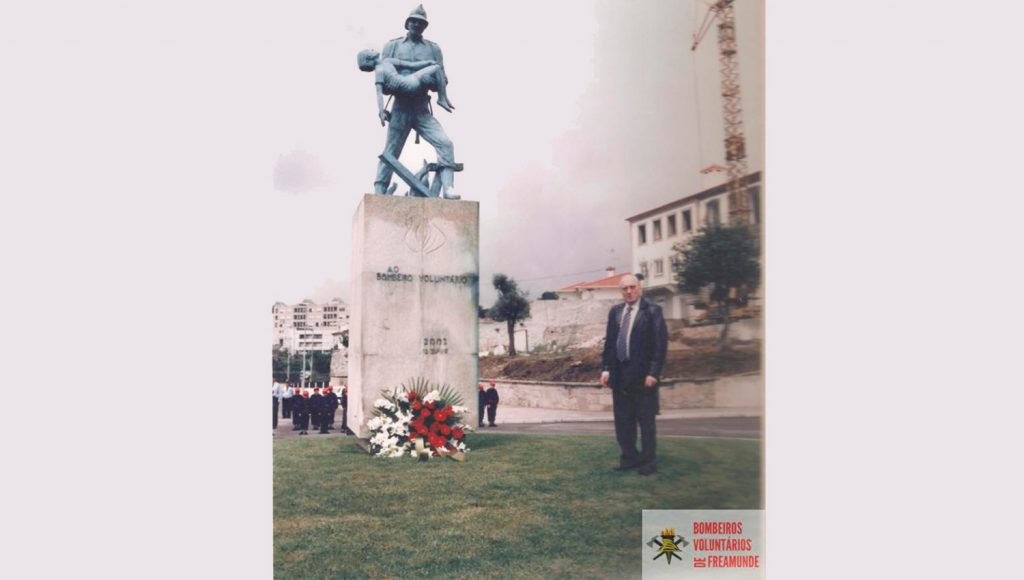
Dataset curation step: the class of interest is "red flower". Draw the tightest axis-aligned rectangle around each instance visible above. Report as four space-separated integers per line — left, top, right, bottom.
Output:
452 427 464 440
428 434 445 449
426 401 436 409
440 424 451 436
411 400 421 411
430 422 442 433
420 408 431 418
407 391 418 401
433 409 446 421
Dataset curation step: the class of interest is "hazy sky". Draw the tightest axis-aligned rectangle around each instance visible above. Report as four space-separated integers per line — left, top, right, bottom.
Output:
2 0 761 308
252 1 764 307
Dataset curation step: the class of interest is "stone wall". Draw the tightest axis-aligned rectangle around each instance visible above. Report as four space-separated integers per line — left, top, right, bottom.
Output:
479 298 617 354
486 372 762 412
479 299 762 355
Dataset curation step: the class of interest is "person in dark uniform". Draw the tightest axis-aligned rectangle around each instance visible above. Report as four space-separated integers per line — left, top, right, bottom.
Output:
477 383 486 427
272 382 280 429
309 387 324 431
322 386 339 434
599 274 668 476
292 390 310 435
340 386 350 434
282 383 293 419
485 381 499 427
290 384 302 430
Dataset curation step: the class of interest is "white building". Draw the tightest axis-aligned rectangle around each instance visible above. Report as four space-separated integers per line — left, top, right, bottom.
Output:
627 172 761 322
272 298 349 352
554 268 627 301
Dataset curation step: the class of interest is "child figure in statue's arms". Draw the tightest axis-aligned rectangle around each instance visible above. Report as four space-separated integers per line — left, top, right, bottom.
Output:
357 49 454 126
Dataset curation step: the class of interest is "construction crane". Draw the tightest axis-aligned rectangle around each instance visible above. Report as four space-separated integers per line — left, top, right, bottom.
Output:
692 0 752 227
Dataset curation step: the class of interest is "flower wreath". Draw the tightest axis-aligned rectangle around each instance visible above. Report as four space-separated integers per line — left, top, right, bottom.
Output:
367 378 471 460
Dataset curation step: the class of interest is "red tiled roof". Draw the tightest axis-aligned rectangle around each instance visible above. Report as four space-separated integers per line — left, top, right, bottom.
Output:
557 272 630 292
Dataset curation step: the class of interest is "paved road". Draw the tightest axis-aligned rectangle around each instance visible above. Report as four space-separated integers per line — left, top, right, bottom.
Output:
486 416 761 439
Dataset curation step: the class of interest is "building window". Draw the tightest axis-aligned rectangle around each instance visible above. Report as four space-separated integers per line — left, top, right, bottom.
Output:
637 224 647 245
682 209 692 232
653 219 662 241
640 262 649 281
705 200 721 225
667 215 677 236
654 259 664 277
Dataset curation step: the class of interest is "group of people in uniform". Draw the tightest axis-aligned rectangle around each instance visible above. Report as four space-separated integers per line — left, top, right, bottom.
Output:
477 381 500 427
277 379 496 434
273 382 350 436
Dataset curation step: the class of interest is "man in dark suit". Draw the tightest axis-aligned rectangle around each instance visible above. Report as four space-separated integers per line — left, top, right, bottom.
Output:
485 382 500 427
600 274 668 476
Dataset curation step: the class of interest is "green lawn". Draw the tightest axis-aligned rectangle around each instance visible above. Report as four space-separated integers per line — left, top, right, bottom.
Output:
274 433 760 579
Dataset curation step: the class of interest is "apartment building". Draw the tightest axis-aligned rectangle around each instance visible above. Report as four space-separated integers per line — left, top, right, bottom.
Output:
272 298 349 351
627 172 761 321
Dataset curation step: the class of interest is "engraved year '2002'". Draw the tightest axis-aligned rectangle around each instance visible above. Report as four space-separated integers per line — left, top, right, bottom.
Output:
422 337 448 355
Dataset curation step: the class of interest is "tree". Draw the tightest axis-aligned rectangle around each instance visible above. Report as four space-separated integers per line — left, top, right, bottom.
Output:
272 348 303 384
271 348 334 385
674 224 760 351
539 291 559 300
488 273 531 356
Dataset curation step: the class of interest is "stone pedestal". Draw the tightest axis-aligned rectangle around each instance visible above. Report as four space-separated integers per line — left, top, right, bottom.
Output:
349 194 479 437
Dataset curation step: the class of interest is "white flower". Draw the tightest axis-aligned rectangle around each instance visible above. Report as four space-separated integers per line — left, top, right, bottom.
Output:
367 417 383 430
423 390 440 403
451 405 468 414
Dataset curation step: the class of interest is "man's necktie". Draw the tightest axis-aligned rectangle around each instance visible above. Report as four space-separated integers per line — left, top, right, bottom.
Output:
616 305 633 362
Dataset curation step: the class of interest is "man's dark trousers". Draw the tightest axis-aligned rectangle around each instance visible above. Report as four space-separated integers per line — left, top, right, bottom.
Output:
611 379 657 467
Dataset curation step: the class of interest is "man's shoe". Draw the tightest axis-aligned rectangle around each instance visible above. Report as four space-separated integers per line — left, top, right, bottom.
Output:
638 464 657 476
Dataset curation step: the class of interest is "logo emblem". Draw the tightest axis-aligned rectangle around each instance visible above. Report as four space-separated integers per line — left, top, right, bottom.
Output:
647 528 689 565
404 218 446 254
